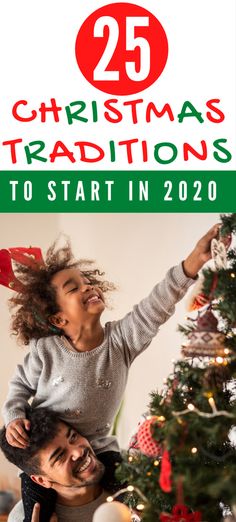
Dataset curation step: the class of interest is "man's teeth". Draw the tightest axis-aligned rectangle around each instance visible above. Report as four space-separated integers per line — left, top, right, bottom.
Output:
79 454 91 472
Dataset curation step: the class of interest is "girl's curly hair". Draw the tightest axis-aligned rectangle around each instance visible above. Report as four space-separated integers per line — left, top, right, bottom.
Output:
9 240 114 345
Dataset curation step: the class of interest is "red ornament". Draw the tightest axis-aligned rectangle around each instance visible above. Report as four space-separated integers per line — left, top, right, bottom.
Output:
189 292 210 311
187 275 210 312
159 449 172 493
137 417 162 458
160 504 202 521
187 272 219 312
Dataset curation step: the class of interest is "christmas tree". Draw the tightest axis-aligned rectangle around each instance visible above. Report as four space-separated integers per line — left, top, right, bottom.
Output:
116 214 236 522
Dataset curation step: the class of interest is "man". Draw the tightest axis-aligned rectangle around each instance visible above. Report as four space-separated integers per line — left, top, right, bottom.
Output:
0 408 110 522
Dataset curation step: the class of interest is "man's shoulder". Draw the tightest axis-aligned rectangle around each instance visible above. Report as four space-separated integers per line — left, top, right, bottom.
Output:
8 491 108 522
8 500 23 522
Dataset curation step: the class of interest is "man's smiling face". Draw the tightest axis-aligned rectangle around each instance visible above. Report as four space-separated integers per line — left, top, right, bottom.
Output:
31 423 104 490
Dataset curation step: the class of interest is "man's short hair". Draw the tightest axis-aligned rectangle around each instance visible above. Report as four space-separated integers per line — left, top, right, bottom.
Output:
0 408 63 475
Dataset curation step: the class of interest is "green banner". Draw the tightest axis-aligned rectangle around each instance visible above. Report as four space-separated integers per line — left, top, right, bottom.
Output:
0 170 235 212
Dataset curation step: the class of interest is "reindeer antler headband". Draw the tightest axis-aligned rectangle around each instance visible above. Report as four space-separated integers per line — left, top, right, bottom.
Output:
0 247 45 292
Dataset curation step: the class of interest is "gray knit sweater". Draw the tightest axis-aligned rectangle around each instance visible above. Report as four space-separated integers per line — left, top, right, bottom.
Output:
2 264 193 453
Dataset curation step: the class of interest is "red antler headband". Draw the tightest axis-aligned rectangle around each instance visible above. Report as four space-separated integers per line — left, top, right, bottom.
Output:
0 247 45 292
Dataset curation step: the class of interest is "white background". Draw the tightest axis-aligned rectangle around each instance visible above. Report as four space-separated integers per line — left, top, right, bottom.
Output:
0 0 235 169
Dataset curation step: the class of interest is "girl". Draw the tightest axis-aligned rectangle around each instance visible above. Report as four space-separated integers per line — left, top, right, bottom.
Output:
1 225 219 521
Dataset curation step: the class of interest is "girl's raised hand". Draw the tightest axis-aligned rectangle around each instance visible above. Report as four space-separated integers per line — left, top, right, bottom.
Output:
183 224 222 278
6 418 30 448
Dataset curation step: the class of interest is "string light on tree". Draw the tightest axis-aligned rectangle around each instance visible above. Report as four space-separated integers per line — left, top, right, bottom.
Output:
102 485 148 520
187 403 195 411
136 504 145 512
127 486 134 492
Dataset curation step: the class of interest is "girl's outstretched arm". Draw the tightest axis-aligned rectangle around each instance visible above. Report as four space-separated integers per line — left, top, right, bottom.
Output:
110 224 220 365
